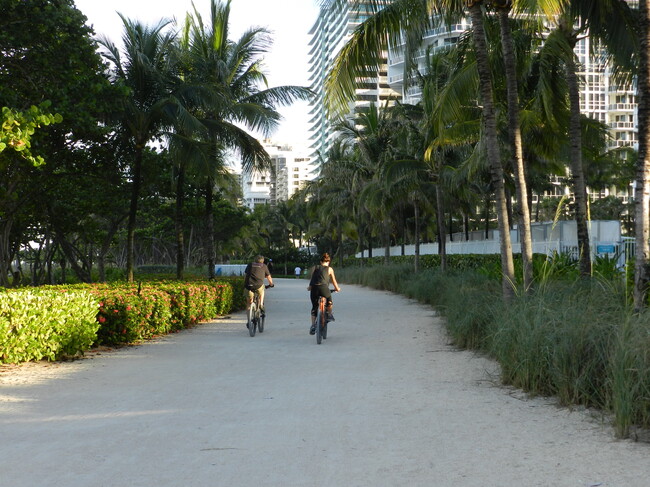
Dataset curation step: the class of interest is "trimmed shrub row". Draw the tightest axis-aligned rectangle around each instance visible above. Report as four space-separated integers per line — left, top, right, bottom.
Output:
0 277 245 363
0 289 99 363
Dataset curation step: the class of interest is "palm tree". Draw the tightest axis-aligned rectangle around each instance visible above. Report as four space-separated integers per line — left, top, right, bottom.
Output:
175 0 313 278
537 0 638 278
304 140 360 265
635 0 650 309
493 2 536 290
326 0 516 298
335 102 400 264
99 16 181 282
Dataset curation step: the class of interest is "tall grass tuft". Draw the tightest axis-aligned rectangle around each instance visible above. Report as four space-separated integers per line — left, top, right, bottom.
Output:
608 312 650 438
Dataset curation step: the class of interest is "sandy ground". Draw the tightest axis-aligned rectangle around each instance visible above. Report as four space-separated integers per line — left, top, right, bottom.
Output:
1 278 649 487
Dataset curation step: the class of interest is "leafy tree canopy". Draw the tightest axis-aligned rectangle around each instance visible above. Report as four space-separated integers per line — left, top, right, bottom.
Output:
0 104 62 167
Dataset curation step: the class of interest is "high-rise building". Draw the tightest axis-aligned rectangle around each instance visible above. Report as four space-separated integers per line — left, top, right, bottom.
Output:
241 140 315 209
307 1 401 160
385 12 638 205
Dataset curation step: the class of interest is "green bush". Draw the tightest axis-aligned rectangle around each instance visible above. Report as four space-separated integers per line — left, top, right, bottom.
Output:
90 285 174 345
0 289 99 363
87 278 244 346
0 277 247 360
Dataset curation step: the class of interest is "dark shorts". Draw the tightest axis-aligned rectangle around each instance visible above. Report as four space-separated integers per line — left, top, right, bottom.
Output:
310 285 332 316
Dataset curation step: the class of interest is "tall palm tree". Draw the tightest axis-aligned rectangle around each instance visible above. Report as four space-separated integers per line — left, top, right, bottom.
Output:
494 2 536 290
304 140 360 264
335 102 400 264
538 0 638 278
176 0 312 278
327 0 516 298
99 16 181 282
635 0 650 309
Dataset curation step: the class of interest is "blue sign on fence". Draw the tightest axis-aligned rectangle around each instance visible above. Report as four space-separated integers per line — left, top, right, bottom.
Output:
597 244 616 254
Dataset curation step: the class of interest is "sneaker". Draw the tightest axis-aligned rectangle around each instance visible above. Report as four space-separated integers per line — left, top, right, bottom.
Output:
246 321 250 329
327 313 335 322
309 325 316 335
261 309 266 318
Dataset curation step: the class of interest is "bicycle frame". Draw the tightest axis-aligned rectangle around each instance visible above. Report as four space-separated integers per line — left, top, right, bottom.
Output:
248 285 271 337
248 289 262 337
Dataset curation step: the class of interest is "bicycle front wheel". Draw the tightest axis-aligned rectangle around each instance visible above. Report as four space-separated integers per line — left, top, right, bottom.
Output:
249 302 257 337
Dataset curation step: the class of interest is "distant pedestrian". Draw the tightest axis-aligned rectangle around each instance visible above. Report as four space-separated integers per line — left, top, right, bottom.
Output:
294 266 302 279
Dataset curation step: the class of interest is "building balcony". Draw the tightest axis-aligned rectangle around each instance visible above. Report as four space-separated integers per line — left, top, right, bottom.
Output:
607 103 636 112
608 140 637 149
608 121 636 129
608 84 635 93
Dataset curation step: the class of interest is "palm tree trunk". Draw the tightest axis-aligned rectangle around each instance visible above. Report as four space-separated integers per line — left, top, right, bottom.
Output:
205 179 216 279
498 6 534 291
484 195 490 239
0 218 14 287
414 201 420 273
565 44 592 277
175 165 185 280
383 220 391 265
126 146 144 283
635 0 650 310
435 181 447 272
468 2 515 299
337 215 343 267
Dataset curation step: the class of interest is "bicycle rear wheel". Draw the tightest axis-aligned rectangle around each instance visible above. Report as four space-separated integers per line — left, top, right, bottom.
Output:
248 302 257 337
316 306 325 345
258 309 265 333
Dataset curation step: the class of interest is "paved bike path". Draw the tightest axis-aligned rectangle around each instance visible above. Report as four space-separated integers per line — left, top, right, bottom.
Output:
1 278 648 486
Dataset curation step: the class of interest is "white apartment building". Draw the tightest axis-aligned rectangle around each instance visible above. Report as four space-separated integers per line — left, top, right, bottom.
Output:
387 20 472 105
241 169 272 209
386 12 638 205
307 1 401 159
241 140 316 209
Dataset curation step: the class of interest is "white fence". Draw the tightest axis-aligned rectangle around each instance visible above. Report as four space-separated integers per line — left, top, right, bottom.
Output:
214 264 248 276
355 221 631 267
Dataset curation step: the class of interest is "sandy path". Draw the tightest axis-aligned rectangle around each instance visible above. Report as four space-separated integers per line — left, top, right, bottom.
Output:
1 278 648 486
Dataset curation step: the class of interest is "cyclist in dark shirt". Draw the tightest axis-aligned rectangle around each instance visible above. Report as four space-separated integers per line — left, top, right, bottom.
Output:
307 252 341 335
244 255 274 323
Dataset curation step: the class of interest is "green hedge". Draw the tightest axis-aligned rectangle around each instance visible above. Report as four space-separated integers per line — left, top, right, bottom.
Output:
0 289 99 363
1 277 246 363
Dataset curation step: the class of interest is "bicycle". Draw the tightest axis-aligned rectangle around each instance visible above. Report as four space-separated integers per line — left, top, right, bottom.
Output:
248 284 273 337
314 289 336 345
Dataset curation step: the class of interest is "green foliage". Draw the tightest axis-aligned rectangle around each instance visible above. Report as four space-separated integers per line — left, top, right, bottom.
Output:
1 277 245 359
87 278 244 346
608 315 650 438
91 285 173 345
0 289 99 363
0 104 62 166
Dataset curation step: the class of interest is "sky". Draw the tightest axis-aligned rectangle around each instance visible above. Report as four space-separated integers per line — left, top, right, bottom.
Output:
73 0 320 149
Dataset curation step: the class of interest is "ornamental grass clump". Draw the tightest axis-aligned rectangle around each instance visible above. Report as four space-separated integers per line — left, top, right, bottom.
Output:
608 313 650 438
487 281 619 406
436 270 501 350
